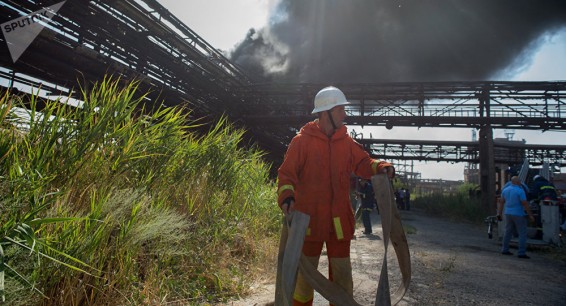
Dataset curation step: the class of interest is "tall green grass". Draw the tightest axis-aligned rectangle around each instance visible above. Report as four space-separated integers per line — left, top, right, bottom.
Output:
411 183 488 224
0 78 280 305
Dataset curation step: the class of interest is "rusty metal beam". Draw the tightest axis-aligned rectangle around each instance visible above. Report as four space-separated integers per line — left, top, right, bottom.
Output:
1 0 565 179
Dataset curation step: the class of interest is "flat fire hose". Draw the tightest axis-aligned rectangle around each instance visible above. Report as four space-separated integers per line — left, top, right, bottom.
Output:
371 174 411 305
275 211 310 306
274 174 411 306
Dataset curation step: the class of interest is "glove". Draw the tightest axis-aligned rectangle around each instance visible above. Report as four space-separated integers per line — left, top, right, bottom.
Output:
282 196 294 206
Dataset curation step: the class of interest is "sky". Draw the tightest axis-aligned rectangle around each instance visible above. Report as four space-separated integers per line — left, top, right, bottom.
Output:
158 0 275 53
158 0 566 181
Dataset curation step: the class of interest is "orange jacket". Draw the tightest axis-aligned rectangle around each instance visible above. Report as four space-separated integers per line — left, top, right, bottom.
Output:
277 121 392 242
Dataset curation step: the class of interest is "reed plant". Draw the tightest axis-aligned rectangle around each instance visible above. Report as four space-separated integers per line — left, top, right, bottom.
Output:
0 77 280 305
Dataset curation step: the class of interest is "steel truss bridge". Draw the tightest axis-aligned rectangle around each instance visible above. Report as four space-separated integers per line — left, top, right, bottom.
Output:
242 82 566 131
356 138 566 166
1 0 566 208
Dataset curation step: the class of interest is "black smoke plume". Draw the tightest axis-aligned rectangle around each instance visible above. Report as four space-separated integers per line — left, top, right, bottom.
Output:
229 0 566 83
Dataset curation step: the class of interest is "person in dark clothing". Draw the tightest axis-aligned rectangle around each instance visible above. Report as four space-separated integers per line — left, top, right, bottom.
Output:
529 175 560 239
398 188 406 210
358 179 376 234
395 190 404 210
530 175 558 202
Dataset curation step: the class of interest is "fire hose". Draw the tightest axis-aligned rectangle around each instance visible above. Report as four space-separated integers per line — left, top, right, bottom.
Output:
273 174 411 305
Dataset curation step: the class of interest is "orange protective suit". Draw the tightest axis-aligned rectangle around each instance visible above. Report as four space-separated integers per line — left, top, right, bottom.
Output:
277 121 392 242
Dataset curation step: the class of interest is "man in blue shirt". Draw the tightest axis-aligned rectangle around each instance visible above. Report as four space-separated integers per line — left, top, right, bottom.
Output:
497 176 535 259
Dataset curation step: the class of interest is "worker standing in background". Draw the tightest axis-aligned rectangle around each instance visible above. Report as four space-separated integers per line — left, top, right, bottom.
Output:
358 179 376 235
530 175 558 202
277 86 395 306
398 188 405 210
395 189 404 210
497 176 535 259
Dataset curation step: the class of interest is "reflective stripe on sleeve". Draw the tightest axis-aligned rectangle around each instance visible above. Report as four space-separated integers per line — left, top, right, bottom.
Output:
278 184 294 196
371 160 381 174
333 217 344 240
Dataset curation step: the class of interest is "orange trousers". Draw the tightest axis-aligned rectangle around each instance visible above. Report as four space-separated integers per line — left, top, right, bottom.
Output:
292 240 353 306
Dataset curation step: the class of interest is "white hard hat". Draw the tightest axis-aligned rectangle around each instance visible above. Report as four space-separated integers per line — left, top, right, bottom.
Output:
311 86 350 114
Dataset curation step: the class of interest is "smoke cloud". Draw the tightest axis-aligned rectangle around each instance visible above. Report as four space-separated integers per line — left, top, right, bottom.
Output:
229 0 566 83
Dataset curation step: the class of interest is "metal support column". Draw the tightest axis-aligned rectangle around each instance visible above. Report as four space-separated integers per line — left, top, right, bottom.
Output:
479 87 496 212
479 126 496 212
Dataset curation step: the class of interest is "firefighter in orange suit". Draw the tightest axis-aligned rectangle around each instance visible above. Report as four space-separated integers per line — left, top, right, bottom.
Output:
277 86 395 306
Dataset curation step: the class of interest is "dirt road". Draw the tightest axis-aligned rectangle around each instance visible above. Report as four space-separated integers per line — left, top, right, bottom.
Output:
229 209 566 305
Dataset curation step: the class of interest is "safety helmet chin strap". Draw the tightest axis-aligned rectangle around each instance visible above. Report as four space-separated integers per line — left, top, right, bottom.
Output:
326 109 337 131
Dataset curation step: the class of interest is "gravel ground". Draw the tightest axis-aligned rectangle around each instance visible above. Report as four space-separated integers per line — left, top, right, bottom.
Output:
226 209 566 305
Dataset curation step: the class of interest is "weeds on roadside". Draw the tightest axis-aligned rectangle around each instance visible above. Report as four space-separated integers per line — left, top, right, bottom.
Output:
412 192 488 224
0 77 280 305
403 224 417 235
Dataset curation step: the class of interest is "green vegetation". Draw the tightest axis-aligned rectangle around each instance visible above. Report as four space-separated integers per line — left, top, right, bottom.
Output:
411 183 488 224
403 224 417 235
0 78 280 305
